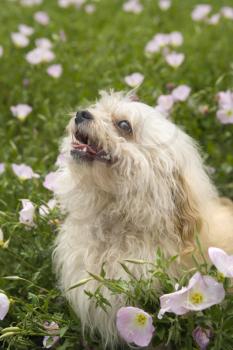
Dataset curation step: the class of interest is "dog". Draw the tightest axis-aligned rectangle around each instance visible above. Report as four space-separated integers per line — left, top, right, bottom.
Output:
53 90 233 348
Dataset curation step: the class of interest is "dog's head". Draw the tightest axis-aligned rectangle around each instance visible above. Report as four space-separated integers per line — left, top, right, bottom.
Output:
60 91 216 245
65 91 179 183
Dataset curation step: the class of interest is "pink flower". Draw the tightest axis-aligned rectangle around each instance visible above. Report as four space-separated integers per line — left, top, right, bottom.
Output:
158 0 171 11
0 46 3 57
158 272 225 318
10 104 32 121
12 163 39 180
172 85 191 101
221 6 233 20
55 153 67 166
43 321 60 349
192 326 212 350
35 38 53 49
207 13 220 25
154 33 170 48
43 172 58 192
11 32 29 48
39 199 57 216
19 199 35 227
164 52 185 68
21 0 43 5
145 39 160 54
0 163 5 174
0 228 3 242
58 0 71 8
168 31 183 47
216 109 233 124
208 247 233 278
123 0 143 14
217 90 233 109
47 64 63 78
34 11 50 25
116 307 155 347
124 72 144 87
26 47 55 65
157 94 174 111
85 4 96 13
73 0 85 7
18 24 34 36
0 293 10 320
191 4 212 21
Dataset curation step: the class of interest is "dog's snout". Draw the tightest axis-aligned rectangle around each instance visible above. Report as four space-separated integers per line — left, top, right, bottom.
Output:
75 110 93 125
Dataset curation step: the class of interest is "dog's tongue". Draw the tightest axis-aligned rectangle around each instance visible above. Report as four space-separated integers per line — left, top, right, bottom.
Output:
72 143 97 155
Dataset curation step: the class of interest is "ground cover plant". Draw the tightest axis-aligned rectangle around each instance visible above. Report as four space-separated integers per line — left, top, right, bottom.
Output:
0 0 233 349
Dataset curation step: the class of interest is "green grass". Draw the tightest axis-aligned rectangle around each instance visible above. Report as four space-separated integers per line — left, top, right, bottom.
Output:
0 0 232 349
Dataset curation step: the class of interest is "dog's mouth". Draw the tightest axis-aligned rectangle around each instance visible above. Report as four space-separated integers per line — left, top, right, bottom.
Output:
71 130 112 163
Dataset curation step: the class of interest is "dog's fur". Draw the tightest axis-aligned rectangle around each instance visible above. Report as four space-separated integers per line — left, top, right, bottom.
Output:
53 91 233 348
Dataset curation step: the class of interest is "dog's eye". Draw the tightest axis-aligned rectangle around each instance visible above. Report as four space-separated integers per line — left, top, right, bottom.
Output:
117 120 132 134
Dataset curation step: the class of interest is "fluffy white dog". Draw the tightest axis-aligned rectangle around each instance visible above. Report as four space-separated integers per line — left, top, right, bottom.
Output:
54 90 233 348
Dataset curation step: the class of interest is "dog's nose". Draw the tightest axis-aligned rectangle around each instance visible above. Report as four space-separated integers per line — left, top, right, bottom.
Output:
75 110 93 125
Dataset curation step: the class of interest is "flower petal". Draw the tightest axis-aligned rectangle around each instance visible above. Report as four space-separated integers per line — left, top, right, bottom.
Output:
0 293 10 320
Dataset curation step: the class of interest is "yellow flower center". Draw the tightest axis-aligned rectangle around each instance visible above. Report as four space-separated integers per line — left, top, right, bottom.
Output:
135 313 147 326
217 272 225 283
190 292 204 304
227 110 233 117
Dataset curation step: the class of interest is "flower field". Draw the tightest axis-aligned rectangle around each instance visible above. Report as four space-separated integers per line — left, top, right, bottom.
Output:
0 0 233 349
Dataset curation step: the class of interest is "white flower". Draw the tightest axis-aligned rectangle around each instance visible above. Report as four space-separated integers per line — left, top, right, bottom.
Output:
21 0 43 5
12 163 39 180
154 33 170 48
191 4 212 21
145 39 160 54
18 24 34 36
207 13 220 25
39 199 57 216
0 163 5 175
155 94 174 117
10 104 32 121
26 47 55 65
58 0 72 8
158 272 225 319
217 90 233 109
158 0 171 11
85 4 96 13
208 247 233 278
157 94 174 111
124 72 144 87
43 322 60 349
43 172 58 192
0 228 3 242
11 32 29 48
221 6 233 20
116 307 155 347
47 64 63 78
123 0 143 14
168 31 183 47
35 38 53 49
34 11 50 25
0 293 10 320
172 85 191 101
19 199 35 227
164 52 185 68
0 46 3 57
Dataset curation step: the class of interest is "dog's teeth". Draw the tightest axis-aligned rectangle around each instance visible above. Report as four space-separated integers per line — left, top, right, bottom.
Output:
83 147 87 152
100 154 111 160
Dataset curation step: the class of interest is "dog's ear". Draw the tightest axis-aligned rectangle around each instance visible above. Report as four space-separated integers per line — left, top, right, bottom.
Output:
173 171 202 249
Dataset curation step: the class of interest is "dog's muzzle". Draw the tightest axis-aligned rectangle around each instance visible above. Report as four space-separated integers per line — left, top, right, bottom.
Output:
71 111 112 164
